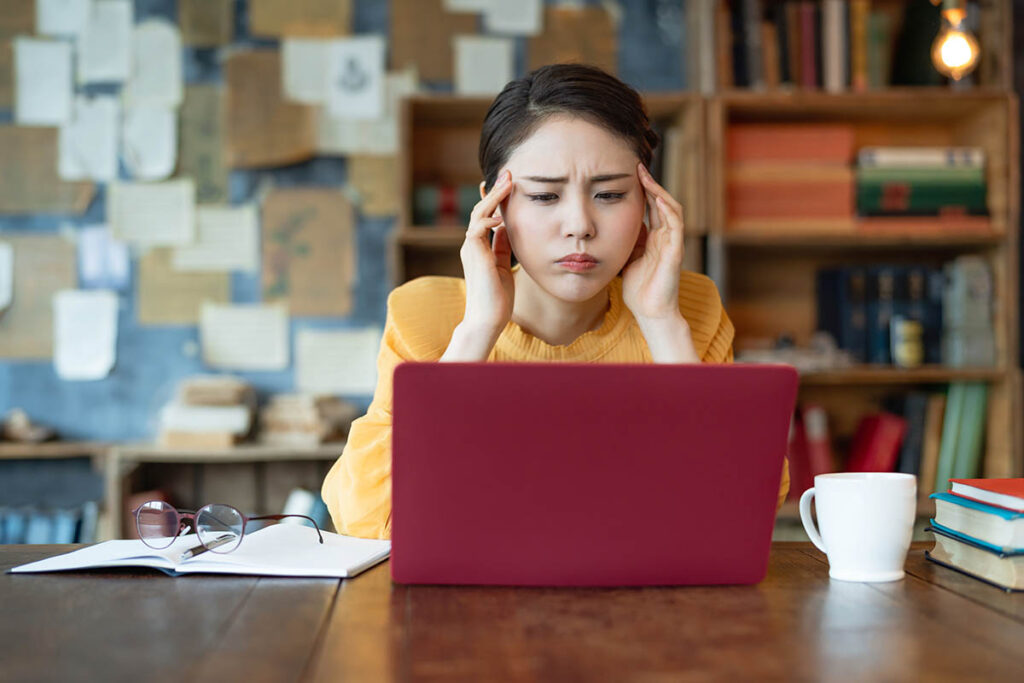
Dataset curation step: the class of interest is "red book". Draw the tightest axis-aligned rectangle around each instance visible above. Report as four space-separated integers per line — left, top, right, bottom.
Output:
726 124 855 164
846 413 907 472
948 478 1024 513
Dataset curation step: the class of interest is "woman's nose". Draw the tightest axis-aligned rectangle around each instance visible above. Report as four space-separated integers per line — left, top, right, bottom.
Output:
561 198 595 240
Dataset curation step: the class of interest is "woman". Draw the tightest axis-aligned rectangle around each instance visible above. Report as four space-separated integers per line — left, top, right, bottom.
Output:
322 64 789 539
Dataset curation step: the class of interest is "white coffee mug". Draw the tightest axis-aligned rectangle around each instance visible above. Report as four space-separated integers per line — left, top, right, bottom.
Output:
799 472 917 582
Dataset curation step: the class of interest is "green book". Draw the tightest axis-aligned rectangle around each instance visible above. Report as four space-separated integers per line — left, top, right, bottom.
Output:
951 382 988 480
933 382 966 493
856 167 986 184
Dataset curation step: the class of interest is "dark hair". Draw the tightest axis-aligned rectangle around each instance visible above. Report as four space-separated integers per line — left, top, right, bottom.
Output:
478 64 660 192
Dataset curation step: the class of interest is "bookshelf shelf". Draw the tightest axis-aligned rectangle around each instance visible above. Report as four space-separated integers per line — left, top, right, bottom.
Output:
798 367 1009 387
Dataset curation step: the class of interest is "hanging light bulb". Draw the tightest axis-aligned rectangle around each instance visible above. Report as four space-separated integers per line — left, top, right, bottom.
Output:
930 0 980 81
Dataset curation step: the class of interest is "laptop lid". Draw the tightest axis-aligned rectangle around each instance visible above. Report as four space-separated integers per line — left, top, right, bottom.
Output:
392 363 799 586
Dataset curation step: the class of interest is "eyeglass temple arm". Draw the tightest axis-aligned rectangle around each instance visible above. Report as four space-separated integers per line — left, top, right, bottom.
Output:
249 514 325 543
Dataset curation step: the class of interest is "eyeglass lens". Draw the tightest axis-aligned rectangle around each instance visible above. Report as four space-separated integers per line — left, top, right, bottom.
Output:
195 504 245 553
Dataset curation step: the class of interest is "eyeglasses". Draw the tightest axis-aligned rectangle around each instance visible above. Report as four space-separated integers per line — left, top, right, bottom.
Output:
132 500 324 553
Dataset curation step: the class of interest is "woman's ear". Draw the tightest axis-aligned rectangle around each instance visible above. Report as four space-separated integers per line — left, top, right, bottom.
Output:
479 180 487 200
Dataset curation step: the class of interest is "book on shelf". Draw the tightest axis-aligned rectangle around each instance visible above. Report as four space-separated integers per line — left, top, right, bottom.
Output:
258 394 359 447
894 391 930 477
158 375 256 448
917 393 947 504
787 403 836 501
8 524 391 579
846 412 907 473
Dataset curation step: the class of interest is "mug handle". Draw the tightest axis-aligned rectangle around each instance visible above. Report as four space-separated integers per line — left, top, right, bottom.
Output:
799 487 827 554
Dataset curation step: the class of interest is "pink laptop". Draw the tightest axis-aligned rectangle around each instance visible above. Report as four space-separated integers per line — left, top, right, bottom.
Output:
391 362 799 586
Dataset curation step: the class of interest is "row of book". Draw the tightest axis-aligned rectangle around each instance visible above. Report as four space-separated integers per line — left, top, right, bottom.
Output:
727 124 993 232
815 256 994 367
690 0 966 93
158 375 358 449
927 478 1023 592
787 381 988 503
0 502 99 544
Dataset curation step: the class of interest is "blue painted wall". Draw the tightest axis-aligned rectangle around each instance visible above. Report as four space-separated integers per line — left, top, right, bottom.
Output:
0 0 687 441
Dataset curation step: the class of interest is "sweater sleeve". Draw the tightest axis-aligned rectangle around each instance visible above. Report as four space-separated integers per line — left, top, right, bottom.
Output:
702 303 790 510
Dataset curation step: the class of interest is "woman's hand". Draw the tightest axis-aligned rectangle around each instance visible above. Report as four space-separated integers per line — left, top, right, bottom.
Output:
441 170 515 362
621 163 686 321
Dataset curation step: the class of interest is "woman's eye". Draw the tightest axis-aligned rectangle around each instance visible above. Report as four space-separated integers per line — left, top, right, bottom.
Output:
528 193 558 202
596 192 626 201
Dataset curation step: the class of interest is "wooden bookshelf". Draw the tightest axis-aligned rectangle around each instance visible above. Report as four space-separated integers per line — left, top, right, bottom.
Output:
707 89 1021 491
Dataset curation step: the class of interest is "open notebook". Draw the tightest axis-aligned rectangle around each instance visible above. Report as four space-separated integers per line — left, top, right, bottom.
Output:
7 524 390 578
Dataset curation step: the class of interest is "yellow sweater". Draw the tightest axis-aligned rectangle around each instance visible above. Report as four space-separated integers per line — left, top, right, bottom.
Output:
322 267 790 539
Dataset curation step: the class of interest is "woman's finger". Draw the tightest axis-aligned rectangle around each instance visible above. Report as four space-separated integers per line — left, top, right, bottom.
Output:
470 170 513 225
638 163 683 219
656 196 685 243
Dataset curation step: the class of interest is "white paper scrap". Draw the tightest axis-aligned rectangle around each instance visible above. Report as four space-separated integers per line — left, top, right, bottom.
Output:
122 106 178 180
77 0 133 84
200 303 289 371
445 0 492 12
296 327 382 395
78 225 130 290
53 289 119 381
37 0 91 37
282 38 333 105
173 205 260 272
483 0 543 36
317 70 417 156
0 243 13 311
326 35 385 120
109 180 196 248
454 36 514 95
59 96 119 182
124 19 184 108
14 37 73 126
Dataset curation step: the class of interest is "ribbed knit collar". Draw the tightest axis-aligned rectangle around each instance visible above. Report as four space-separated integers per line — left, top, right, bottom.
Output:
492 264 632 361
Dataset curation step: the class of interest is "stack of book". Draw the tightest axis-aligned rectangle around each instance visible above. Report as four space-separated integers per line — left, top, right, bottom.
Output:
927 478 1023 592
258 394 358 447
726 122 855 233
815 256 993 367
856 146 989 220
785 403 835 500
157 376 256 449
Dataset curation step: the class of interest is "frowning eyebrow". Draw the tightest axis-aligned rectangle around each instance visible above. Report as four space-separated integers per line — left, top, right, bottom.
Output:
522 173 632 184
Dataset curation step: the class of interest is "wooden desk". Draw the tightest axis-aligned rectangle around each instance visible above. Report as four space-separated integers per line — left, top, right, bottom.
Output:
2 543 1021 681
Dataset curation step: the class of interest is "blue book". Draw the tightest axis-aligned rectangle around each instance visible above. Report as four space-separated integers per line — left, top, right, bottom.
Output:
926 524 1024 591
929 492 1024 552
51 508 79 544
3 509 28 544
24 511 53 545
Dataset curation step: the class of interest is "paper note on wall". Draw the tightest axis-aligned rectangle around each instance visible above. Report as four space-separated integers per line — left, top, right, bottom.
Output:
59 96 119 182
261 188 355 317
137 248 229 326
454 35 514 95
0 127 95 215
348 156 399 217
53 289 118 380
179 0 234 47
296 327 382 395
78 225 129 290
224 50 316 169
179 85 229 204
249 0 352 38
326 35 385 120
122 106 177 180
528 6 618 74
173 205 260 272
37 0 90 37
124 19 183 108
282 38 333 105
77 0 132 84
0 242 12 311
444 0 492 12
14 37 73 125
484 0 543 36
109 179 195 247
0 40 12 109
317 70 417 156
0 235 76 359
391 0 477 82
200 303 289 371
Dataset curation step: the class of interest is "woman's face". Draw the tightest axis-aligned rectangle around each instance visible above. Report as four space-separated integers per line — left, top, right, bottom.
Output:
495 115 646 302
